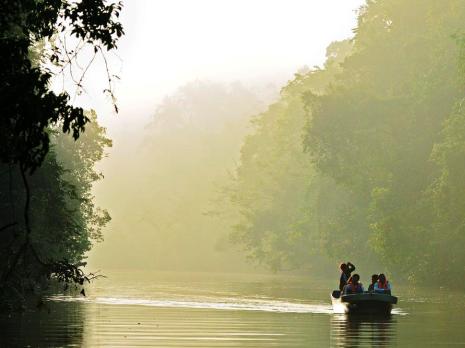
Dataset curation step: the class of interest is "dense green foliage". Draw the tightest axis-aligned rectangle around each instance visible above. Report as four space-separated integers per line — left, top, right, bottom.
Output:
229 41 357 272
0 0 123 172
229 0 465 285
0 113 112 307
0 0 122 307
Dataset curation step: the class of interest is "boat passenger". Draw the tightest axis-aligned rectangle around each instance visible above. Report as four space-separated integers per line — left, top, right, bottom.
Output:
374 273 391 295
339 261 356 292
368 274 379 292
344 274 364 294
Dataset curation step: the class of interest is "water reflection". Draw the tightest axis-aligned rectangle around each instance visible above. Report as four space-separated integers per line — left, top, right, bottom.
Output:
0 300 85 347
330 314 397 347
1 272 463 347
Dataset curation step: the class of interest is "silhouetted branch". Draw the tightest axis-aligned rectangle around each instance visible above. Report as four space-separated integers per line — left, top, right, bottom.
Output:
97 45 119 113
0 222 17 233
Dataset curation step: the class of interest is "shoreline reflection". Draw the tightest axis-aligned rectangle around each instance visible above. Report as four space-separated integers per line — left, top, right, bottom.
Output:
0 300 85 347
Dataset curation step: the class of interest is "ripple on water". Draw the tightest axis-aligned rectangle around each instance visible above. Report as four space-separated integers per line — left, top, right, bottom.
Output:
42 295 335 347
2 291 409 347
48 295 334 314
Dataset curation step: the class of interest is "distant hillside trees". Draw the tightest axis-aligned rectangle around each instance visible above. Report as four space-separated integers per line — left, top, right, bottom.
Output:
97 81 272 272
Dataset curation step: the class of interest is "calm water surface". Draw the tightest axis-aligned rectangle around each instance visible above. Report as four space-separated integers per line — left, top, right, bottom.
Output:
1 271 464 347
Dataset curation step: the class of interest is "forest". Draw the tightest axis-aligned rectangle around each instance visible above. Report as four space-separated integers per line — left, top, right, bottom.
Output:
227 0 465 284
2 0 465 312
0 0 122 308
89 80 273 271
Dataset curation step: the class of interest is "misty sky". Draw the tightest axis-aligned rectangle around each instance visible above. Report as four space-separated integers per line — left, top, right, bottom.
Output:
75 0 365 135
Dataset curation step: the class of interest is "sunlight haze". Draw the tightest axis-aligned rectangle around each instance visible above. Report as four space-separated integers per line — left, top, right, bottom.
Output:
86 0 364 133
86 0 365 270
5 1 465 345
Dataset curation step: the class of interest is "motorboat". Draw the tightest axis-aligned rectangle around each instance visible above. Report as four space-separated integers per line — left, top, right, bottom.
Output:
331 290 397 315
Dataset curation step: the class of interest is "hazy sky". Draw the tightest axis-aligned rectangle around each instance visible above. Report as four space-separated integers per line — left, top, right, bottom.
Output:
75 0 365 134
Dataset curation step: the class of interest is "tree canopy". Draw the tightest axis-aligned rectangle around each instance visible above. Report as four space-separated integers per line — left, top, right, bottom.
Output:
226 0 465 286
0 0 123 308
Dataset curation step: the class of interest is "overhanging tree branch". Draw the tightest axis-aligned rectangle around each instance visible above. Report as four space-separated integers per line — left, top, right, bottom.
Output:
0 222 17 233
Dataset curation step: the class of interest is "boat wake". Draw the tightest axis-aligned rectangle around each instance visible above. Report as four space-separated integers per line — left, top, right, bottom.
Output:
49 295 334 314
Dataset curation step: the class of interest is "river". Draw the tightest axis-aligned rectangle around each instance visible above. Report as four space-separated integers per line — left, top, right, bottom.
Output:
0 271 464 347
